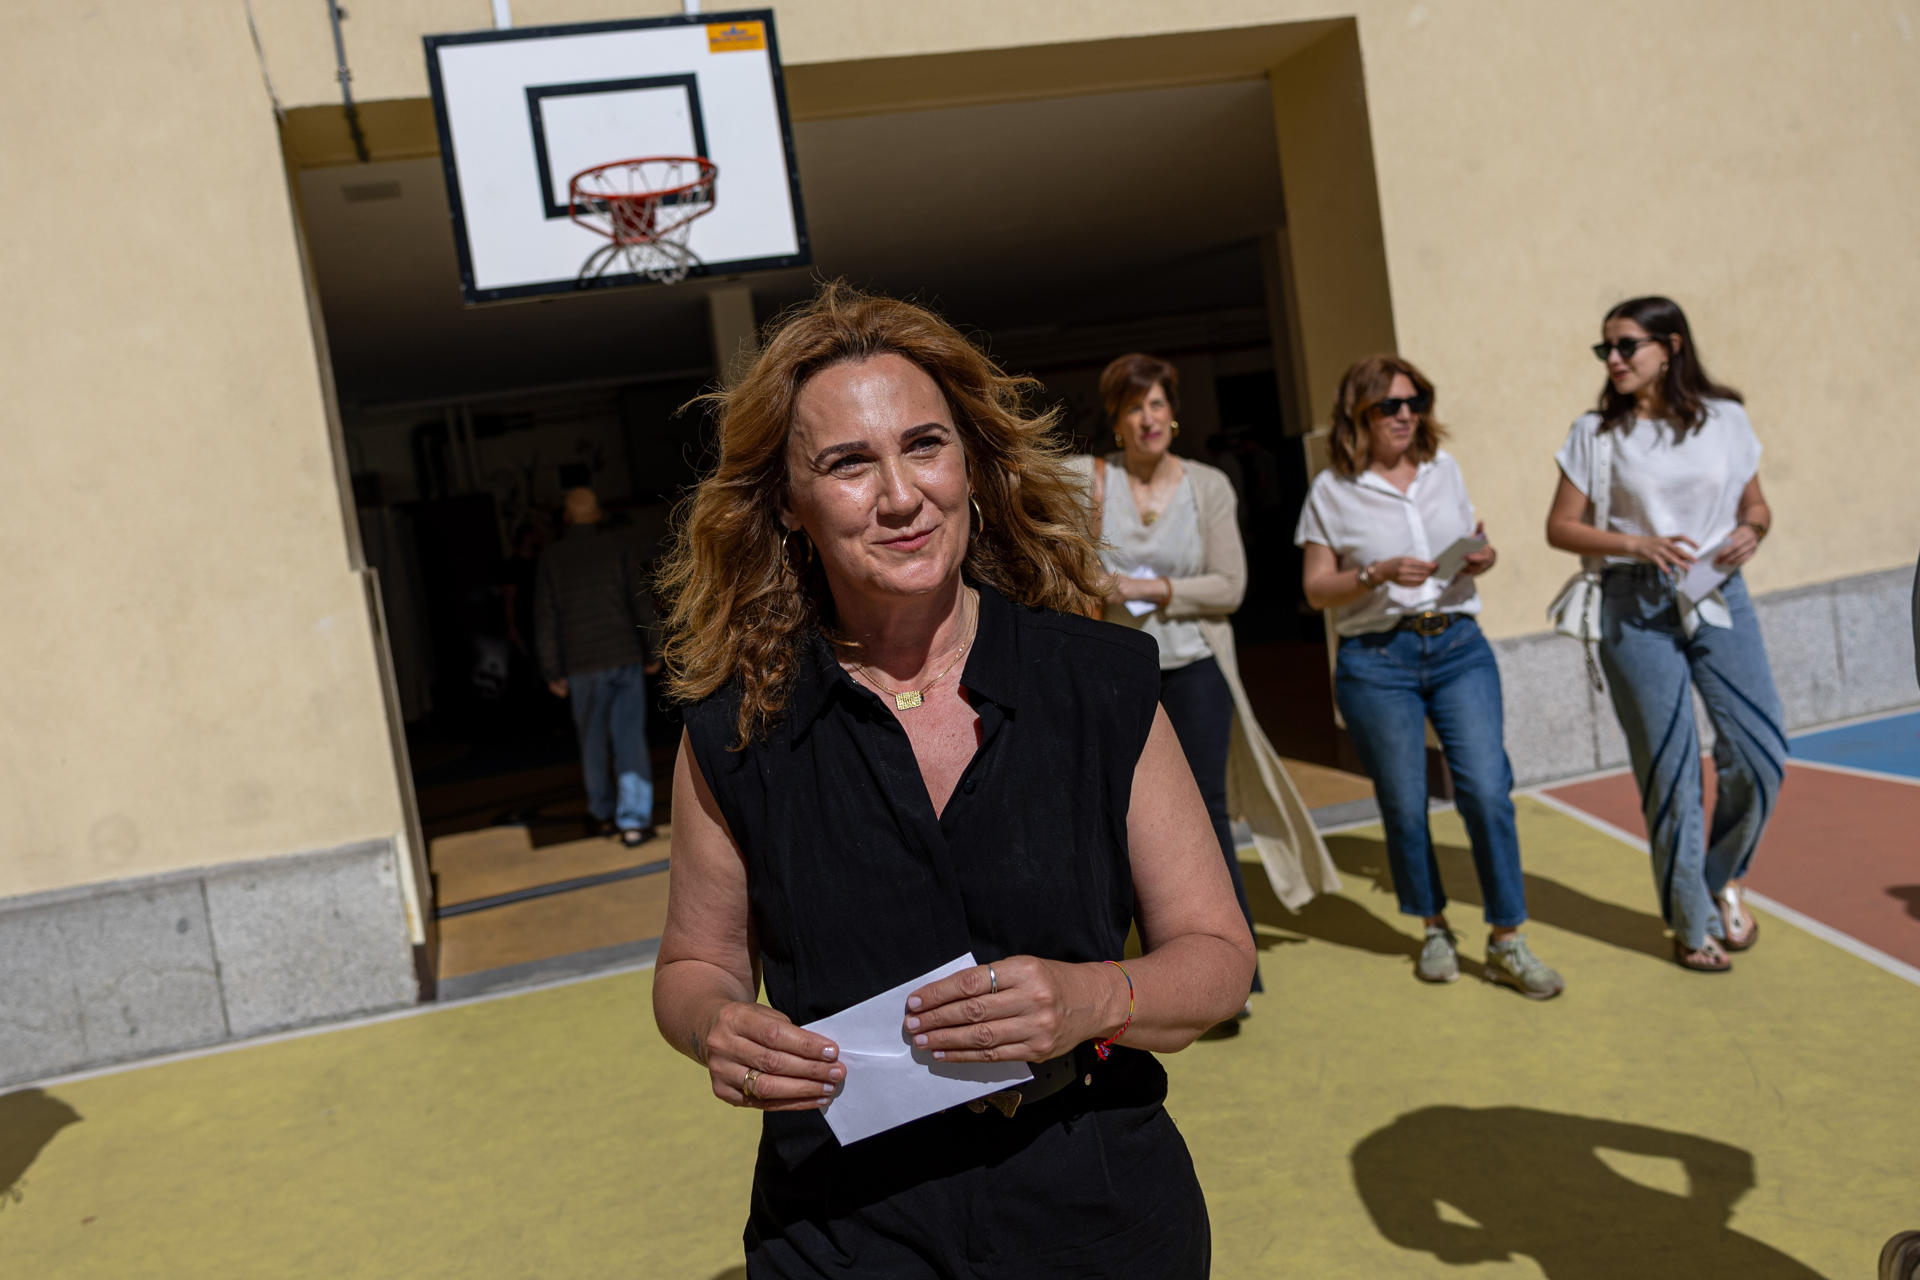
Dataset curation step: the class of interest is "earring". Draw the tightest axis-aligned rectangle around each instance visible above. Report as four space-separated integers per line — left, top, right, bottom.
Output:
1170 420 1181 438
968 493 985 538
783 527 814 569
1113 431 1123 450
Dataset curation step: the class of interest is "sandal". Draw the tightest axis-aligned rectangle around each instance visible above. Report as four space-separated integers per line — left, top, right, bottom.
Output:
1718 886 1758 951
1672 937 1733 972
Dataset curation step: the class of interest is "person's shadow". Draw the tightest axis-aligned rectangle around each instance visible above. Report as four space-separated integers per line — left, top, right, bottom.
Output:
0 1089 82 1207
1245 833 1673 971
1351 1105 1822 1277
1888 885 1920 922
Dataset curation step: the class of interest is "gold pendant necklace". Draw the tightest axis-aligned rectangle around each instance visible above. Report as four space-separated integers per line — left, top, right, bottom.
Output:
851 591 977 710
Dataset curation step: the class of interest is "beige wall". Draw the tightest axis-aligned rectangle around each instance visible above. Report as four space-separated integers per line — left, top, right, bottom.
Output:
6 0 1913 900
250 0 1920 640
0 4 405 897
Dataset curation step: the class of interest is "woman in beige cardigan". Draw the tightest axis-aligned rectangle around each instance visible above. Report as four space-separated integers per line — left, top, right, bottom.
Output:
1071 354 1340 1007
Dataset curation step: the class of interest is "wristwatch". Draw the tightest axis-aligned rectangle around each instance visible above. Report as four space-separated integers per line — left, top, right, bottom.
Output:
1356 563 1377 587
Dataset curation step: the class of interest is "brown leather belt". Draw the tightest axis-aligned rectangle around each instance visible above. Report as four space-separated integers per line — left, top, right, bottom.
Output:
1395 611 1457 637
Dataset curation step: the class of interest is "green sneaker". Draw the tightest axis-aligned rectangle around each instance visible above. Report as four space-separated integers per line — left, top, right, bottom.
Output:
1416 926 1459 984
1485 933 1564 1000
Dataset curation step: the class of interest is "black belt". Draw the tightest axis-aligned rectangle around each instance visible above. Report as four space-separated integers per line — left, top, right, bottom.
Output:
1394 611 1459 637
962 1044 1095 1119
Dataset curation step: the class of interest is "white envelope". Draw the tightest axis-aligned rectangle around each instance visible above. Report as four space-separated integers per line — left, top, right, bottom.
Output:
1124 565 1158 617
803 952 1032 1145
1433 534 1488 580
1675 541 1733 609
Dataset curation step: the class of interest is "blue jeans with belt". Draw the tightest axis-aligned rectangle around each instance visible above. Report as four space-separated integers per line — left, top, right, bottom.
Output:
1334 617 1528 927
1598 568 1788 948
569 662 654 830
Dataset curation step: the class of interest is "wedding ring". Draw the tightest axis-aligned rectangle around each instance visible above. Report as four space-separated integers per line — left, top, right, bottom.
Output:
741 1068 761 1101
987 965 998 995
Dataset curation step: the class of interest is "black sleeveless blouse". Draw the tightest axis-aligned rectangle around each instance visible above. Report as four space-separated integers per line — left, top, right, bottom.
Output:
682 583 1167 1159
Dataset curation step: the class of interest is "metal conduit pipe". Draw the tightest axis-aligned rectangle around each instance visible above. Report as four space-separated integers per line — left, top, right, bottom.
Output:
325 1 371 163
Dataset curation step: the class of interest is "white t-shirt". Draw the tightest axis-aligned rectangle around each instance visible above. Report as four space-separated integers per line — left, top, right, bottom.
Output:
1293 450 1482 636
1554 398 1761 565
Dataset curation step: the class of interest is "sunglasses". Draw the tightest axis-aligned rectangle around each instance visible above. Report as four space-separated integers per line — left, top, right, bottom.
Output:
1591 336 1669 362
1369 392 1431 419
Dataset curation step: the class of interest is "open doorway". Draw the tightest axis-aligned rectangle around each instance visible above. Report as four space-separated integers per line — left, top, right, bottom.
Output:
289 19 1382 998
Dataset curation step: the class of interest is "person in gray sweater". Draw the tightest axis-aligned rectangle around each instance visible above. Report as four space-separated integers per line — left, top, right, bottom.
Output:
535 488 660 846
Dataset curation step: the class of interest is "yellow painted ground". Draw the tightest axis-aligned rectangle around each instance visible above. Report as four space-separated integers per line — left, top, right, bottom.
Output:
3 797 1914 1278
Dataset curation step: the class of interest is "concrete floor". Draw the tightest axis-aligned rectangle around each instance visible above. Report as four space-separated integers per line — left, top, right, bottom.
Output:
6 753 1916 1278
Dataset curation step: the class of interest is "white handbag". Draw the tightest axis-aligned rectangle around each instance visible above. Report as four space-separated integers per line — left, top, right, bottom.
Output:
1546 428 1612 691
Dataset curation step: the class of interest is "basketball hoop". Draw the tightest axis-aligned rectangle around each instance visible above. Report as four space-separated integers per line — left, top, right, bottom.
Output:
568 156 718 286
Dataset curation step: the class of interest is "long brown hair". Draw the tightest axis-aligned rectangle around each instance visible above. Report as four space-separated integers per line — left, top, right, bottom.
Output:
657 282 1108 746
1597 296 1742 438
1327 354 1448 478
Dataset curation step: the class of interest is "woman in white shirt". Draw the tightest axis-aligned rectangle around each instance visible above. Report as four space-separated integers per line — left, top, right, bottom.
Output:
1546 296 1787 974
1071 354 1341 1015
1296 355 1563 998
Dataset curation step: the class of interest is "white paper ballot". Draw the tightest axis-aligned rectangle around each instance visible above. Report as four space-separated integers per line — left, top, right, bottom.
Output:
804 952 1032 1146
1675 542 1733 609
1433 534 1489 580
1124 565 1159 617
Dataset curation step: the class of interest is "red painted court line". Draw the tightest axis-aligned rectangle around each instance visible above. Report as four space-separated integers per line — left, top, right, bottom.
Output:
1545 763 1920 971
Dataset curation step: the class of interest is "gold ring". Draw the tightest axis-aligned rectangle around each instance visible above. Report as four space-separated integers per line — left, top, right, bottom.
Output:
987 965 998 995
741 1068 761 1101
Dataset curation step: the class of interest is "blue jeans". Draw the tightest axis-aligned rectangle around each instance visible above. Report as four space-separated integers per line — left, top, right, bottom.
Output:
1599 568 1787 948
569 663 654 830
1334 618 1528 927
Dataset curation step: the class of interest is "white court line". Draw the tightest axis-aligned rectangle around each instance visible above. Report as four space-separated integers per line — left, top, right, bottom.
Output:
23 956 663 1091
1785 757 1920 790
1522 787 1920 990
1787 703 1920 737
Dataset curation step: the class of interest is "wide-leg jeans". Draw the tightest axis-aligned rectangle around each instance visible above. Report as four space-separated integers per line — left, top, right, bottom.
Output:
569 662 655 830
1333 618 1528 927
1598 568 1788 949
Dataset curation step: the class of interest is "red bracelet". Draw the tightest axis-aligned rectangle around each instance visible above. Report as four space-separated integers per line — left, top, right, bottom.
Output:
1094 959 1134 1061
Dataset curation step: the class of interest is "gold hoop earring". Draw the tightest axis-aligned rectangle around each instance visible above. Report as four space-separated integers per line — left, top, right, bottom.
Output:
969 493 985 538
1112 431 1123 450
1170 420 1181 438
783 527 814 569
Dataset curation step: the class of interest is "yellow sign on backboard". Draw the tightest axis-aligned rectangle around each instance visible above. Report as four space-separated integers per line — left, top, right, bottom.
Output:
707 21 766 53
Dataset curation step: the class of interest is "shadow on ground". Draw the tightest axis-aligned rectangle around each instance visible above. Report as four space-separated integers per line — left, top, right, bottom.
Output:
0 1089 82 1207
1246 834 1672 969
1351 1105 1822 1278
1889 884 1920 922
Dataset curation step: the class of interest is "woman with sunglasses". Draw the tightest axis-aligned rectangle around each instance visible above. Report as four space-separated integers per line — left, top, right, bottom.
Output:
1296 355 1564 998
1546 295 1787 973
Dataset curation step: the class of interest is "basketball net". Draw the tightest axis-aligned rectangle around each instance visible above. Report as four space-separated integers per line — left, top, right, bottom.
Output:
568 157 718 286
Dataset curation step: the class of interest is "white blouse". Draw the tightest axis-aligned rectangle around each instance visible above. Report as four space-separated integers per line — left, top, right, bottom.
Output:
1554 397 1761 565
1293 450 1482 637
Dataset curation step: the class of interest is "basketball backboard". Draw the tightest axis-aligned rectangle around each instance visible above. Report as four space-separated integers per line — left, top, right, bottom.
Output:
424 10 808 303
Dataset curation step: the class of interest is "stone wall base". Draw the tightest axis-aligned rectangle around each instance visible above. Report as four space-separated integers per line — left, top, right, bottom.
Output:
0 839 417 1088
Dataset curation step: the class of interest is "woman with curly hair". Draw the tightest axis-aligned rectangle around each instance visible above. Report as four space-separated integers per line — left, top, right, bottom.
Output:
1296 354 1563 999
651 284 1253 1277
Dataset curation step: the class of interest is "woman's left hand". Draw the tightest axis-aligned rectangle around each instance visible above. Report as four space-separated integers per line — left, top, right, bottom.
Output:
903 956 1112 1064
1109 575 1171 607
1458 523 1496 577
1715 524 1762 568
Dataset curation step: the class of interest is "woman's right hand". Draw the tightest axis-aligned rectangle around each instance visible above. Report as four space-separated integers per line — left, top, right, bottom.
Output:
1628 534 1699 573
1369 556 1438 587
702 1000 842 1112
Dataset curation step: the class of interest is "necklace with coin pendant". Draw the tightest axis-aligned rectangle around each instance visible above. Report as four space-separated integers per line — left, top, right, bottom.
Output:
850 592 976 710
